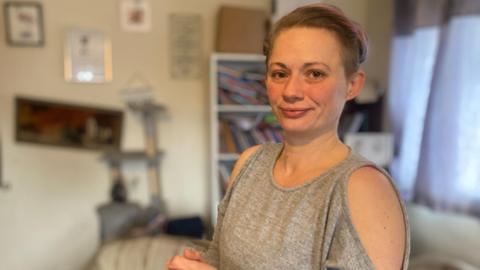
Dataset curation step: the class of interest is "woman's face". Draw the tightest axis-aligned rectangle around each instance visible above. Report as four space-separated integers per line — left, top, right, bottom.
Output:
266 27 364 138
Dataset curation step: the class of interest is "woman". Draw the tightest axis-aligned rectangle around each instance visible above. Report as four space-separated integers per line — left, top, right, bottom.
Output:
168 4 409 270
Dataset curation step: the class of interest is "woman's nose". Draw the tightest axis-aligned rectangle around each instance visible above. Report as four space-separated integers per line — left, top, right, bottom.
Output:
282 74 304 103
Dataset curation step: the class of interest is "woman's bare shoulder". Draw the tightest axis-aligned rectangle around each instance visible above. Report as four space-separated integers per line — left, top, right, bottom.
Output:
347 166 406 270
227 145 262 188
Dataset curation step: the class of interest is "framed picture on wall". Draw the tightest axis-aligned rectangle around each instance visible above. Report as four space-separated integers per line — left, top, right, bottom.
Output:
64 29 113 83
15 97 123 151
120 0 151 32
3 1 44 47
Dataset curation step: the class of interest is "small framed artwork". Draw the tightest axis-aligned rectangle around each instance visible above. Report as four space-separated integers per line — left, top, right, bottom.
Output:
64 29 113 83
169 14 202 79
15 97 123 151
120 0 151 32
3 1 44 47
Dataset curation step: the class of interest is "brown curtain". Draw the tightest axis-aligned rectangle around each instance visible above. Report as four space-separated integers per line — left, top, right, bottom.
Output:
395 0 480 35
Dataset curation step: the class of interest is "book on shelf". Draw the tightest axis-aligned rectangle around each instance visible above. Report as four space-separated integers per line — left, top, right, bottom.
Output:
217 64 268 106
250 128 267 144
217 64 265 81
218 161 236 195
218 163 231 194
217 64 243 78
219 115 283 154
243 130 257 146
218 90 234 105
220 88 263 105
220 120 238 153
229 123 250 152
218 75 259 97
261 128 276 142
242 71 265 81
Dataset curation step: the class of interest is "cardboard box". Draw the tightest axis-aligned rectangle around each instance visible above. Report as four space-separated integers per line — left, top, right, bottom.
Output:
216 6 268 54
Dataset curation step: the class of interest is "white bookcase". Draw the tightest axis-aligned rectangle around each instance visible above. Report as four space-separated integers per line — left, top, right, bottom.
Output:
209 53 283 225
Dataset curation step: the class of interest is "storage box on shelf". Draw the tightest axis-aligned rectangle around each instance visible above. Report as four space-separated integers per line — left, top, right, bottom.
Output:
210 53 283 224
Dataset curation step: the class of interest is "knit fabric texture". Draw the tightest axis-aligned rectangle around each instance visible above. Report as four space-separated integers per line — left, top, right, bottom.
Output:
203 142 410 270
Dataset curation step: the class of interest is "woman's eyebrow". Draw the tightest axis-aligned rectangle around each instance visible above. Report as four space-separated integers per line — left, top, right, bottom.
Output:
269 62 288 69
268 62 331 72
303 62 331 71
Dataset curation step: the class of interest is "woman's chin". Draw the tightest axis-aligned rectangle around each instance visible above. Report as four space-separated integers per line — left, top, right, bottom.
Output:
282 127 317 138
279 119 317 134
281 123 335 140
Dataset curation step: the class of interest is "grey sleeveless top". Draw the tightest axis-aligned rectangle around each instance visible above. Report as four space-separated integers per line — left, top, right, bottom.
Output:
203 143 410 270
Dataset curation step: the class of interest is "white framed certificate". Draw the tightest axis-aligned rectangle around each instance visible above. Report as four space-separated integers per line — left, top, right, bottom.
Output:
64 29 113 83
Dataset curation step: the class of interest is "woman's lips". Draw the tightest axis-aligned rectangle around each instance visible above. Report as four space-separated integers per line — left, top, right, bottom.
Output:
279 108 311 118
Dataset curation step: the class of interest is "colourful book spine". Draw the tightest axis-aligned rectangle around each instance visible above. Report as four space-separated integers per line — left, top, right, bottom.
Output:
221 120 238 153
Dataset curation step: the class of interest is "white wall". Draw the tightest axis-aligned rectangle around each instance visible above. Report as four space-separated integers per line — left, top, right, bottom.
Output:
0 0 269 270
364 0 394 91
325 0 368 27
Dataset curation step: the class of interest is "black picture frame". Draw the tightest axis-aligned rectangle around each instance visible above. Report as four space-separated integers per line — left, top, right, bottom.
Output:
15 97 124 151
3 1 44 47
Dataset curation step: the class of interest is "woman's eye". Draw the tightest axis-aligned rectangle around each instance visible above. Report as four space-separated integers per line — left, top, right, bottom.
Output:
270 71 288 80
306 70 326 79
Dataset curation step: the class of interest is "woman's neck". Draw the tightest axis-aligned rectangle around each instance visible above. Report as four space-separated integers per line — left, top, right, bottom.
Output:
278 131 349 177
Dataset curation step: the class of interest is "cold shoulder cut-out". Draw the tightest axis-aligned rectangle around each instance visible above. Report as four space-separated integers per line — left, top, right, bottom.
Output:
203 142 410 270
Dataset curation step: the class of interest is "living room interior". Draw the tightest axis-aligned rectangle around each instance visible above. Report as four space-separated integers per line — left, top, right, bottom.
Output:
1 0 479 270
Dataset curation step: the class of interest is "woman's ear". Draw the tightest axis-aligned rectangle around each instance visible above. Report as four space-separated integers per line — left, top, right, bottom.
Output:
346 70 366 101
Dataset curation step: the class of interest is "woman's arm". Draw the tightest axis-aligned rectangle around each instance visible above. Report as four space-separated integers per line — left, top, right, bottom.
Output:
227 145 261 188
347 166 406 270
166 145 262 270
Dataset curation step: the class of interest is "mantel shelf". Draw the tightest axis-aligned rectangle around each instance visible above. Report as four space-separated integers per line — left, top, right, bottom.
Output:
102 150 164 163
127 102 166 113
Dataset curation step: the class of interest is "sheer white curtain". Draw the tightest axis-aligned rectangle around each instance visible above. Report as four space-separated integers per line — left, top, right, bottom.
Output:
388 27 440 200
389 1 480 215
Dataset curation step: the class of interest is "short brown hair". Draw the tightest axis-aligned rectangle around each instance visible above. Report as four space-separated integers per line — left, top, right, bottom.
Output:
263 4 368 77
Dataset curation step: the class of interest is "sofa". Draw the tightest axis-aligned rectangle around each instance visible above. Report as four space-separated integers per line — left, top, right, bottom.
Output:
88 204 480 270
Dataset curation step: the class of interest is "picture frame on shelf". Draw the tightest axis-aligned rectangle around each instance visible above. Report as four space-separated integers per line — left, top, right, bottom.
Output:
15 97 123 151
3 1 44 47
64 29 113 83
